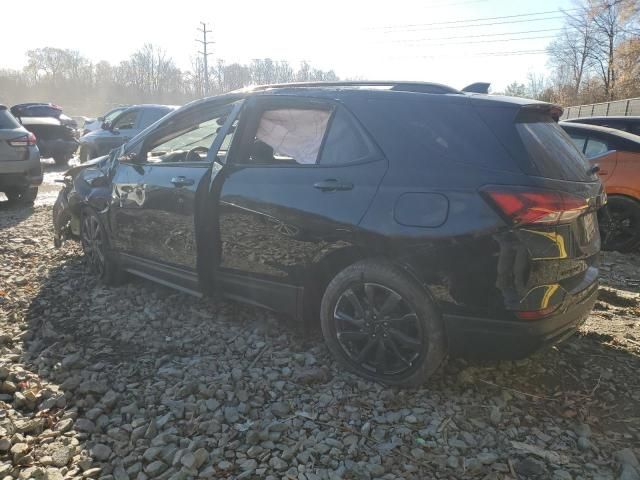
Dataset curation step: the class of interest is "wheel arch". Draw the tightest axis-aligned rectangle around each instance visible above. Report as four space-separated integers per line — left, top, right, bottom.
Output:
301 244 434 327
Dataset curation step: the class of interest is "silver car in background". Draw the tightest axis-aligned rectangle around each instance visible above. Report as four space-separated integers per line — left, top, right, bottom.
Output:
0 105 42 203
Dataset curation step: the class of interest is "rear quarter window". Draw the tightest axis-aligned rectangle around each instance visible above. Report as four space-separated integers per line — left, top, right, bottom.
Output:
0 110 21 129
345 96 519 172
515 114 595 181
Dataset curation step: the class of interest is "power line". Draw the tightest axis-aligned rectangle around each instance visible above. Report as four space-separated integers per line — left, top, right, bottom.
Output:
386 49 548 60
387 27 562 44
384 15 567 33
393 34 556 47
375 8 575 30
196 22 214 94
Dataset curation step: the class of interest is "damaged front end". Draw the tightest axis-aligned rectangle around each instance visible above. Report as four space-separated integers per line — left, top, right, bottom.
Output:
53 155 111 247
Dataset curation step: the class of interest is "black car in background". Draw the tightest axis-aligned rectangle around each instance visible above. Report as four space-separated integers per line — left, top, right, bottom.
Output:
11 102 79 165
564 116 640 135
53 82 604 386
78 104 177 162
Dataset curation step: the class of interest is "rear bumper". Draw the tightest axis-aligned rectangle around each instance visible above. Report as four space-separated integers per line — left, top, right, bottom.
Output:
444 282 598 358
38 139 78 158
0 154 43 189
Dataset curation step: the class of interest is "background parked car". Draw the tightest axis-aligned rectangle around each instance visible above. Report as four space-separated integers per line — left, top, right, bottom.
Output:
55 82 603 386
11 102 79 130
564 116 640 135
0 105 42 203
18 116 78 166
78 104 176 162
82 106 130 136
560 121 640 252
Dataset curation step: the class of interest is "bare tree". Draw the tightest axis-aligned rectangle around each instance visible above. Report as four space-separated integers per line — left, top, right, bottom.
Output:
547 6 597 101
586 0 639 98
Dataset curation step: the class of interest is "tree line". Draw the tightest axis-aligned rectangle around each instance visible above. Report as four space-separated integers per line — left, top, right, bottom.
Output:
502 0 639 106
0 44 338 116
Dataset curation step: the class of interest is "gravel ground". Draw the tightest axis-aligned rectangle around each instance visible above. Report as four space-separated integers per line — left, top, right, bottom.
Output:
1 199 639 479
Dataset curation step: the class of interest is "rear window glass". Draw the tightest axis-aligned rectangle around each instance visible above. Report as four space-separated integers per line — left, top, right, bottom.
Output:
516 114 595 181
0 110 21 129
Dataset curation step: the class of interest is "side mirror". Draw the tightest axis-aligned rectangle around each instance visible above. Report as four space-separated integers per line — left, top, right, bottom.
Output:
118 152 138 163
102 121 112 131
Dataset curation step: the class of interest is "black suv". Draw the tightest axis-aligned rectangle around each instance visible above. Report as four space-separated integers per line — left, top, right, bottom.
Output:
53 82 604 386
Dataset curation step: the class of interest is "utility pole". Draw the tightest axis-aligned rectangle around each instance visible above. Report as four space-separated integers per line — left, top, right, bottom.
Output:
196 22 214 95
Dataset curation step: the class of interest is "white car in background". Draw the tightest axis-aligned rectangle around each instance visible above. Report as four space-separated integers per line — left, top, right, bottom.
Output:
82 106 130 136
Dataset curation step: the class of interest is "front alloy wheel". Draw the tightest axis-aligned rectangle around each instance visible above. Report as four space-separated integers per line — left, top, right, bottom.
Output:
81 213 106 277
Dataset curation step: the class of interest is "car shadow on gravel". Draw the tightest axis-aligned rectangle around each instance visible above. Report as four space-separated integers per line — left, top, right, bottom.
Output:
0 202 35 229
10 246 640 479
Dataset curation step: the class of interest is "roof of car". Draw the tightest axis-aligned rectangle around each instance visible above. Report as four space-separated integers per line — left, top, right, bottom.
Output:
559 121 640 143
248 80 462 94
565 116 640 123
126 104 179 111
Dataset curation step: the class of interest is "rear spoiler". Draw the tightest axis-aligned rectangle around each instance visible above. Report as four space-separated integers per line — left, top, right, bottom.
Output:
517 103 564 122
462 82 491 94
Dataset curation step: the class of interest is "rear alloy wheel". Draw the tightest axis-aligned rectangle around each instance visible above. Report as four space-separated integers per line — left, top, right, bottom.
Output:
598 196 640 253
80 209 125 285
320 260 446 386
5 187 37 204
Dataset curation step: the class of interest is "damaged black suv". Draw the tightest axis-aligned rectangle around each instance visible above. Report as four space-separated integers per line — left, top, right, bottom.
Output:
53 82 604 386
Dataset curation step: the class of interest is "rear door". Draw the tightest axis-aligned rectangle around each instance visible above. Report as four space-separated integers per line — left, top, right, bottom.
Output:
214 95 387 314
110 100 243 291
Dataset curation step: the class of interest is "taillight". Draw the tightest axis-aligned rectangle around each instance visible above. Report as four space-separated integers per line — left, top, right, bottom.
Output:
481 186 589 226
8 132 36 147
515 305 559 320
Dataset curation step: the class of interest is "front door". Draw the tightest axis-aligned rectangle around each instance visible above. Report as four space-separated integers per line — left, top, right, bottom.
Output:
214 96 388 314
110 100 243 287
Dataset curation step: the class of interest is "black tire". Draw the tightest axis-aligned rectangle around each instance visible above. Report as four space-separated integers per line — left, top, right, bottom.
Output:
320 260 446 387
598 196 640 253
54 155 69 166
5 186 37 204
80 208 126 285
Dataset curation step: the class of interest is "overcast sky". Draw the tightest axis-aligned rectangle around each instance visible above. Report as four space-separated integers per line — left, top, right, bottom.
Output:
1 0 573 91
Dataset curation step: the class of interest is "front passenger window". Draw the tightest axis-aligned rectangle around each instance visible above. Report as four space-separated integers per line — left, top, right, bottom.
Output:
112 111 138 130
146 106 234 164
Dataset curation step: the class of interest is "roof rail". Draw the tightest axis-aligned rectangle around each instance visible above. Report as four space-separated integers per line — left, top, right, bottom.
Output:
251 81 461 95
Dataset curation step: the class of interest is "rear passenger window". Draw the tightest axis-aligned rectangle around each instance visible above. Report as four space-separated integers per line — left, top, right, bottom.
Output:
250 108 331 165
319 108 372 165
585 138 609 158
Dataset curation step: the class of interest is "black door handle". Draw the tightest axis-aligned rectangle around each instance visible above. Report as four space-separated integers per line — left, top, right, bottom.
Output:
313 179 354 192
171 176 195 187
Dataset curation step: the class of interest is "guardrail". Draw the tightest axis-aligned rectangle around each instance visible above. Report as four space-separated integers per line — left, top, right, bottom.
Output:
562 97 640 119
